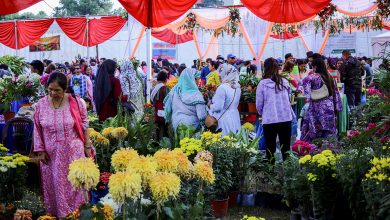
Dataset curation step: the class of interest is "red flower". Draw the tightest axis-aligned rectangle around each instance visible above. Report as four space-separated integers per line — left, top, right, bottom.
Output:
348 130 360 137
100 172 111 184
292 140 313 156
365 122 377 131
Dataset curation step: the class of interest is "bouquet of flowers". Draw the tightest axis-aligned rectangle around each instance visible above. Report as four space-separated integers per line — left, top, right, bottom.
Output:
200 84 217 101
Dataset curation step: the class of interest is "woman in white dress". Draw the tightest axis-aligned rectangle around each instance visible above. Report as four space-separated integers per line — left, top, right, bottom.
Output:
209 63 241 136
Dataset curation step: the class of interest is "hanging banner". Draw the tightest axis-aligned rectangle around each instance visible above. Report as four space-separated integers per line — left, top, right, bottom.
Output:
29 35 60 52
322 32 357 55
152 42 176 60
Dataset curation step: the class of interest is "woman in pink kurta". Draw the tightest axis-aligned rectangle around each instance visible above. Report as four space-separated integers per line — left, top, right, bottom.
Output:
34 72 92 218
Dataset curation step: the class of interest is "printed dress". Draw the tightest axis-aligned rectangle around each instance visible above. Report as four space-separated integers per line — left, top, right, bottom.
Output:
301 74 342 142
33 97 87 217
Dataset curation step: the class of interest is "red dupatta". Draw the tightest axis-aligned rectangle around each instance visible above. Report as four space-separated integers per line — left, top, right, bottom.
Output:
68 95 85 144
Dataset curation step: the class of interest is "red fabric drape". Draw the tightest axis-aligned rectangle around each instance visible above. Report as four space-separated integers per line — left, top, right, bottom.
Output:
0 19 53 49
118 0 197 27
88 16 126 46
0 22 15 48
17 19 54 49
152 29 193 44
270 32 299 40
56 17 88 46
241 0 331 23
0 0 42 15
56 16 127 47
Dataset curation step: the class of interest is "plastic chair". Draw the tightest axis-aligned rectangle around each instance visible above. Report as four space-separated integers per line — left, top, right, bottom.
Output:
2 117 34 155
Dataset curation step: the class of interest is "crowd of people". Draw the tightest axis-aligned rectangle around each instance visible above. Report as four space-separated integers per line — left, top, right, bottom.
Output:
0 50 387 217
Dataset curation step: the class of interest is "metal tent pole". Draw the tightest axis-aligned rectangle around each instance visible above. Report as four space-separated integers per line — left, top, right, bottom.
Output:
146 27 152 103
14 20 18 56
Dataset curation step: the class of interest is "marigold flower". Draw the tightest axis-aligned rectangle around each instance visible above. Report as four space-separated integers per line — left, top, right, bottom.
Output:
111 127 129 139
37 215 56 220
111 148 139 172
109 171 142 204
194 161 215 184
154 149 179 172
67 158 100 190
242 122 255 132
102 204 114 220
14 209 32 220
127 155 157 187
102 127 114 137
179 138 203 156
149 172 181 204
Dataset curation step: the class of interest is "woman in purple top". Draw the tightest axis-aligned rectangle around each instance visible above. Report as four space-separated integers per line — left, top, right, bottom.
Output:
301 58 342 143
256 58 295 162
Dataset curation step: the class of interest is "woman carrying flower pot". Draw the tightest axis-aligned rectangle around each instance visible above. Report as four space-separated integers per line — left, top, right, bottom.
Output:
33 72 92 218
256 58 295 162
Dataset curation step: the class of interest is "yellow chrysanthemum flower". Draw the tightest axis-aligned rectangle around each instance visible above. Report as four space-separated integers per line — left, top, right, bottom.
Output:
307 173 317 182
154 149 179 172
109 171 142 204
299 155 311 165
242 122 255 132
194 161 215 184
149 172 181 204
102 204 114 220
67 158 100 190
127 155 157 187
172 148 192 176
241 215 266 220
111 148 139 172
179 138 203 156
102 127 114 137
111 127 129 139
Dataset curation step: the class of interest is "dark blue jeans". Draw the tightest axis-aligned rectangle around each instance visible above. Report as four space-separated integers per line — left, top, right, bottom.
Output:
345 88 362 108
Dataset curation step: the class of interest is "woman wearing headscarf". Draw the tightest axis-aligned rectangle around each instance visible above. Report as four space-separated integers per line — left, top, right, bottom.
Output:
94 59 123 122
120 61 144 120
164 68 207 130
209 63 241 136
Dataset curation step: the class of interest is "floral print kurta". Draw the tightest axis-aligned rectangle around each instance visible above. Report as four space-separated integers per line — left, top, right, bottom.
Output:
33 96 88 218
301 74 342 142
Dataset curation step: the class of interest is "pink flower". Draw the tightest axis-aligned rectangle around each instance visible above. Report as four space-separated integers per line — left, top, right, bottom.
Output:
365 123 377 131
380 137 389 143
292 140 313 156
348 130 360 138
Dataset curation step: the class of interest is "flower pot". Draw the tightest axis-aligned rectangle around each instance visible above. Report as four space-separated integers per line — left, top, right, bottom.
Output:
4 111 15 122
238 103 243 112
247 102 256 113
211 197 229 218
20 103 33 107
240 193 255 206
244 115 257 123
228 191 239 207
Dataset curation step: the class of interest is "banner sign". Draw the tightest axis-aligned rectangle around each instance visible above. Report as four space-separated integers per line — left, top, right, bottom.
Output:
323 32 356 55
152 42 176 60
29 35 60 52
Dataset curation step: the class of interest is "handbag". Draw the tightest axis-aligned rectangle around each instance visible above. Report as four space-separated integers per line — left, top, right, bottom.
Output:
311 75 329 101
205 88 237 128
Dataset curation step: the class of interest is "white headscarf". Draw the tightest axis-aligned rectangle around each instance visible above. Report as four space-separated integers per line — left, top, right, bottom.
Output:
218 63 240 89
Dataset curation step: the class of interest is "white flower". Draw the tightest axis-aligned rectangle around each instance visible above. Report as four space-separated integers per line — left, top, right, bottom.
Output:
17 75 27 84
0 166 8 172
99 193 120 213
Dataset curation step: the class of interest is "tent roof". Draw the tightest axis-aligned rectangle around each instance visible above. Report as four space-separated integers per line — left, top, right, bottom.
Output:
372 31 390 39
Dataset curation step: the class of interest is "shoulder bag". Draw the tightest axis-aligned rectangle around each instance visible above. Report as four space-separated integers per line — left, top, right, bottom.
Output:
311 75 329 101
205 88 237 128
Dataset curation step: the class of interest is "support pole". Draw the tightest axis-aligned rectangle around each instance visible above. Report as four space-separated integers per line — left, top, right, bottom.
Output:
175 34 179 61
282 31 285 60
14 20 18 56
86 15 89 59
146 28 152 103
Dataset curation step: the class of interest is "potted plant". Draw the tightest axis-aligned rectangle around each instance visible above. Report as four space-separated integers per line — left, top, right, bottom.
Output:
207 145 234 217
239 74 259 113
0 75 22 121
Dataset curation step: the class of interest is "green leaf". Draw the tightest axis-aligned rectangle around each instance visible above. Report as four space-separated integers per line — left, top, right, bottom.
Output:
163 207 174 219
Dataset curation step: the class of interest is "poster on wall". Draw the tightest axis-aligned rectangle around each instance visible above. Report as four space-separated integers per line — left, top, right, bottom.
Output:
152 42 176 60
323 32 356 55
29 35 61 52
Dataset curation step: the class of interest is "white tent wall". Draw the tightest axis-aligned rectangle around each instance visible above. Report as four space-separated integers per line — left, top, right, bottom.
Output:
371 31 390 68
0 17 387 65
